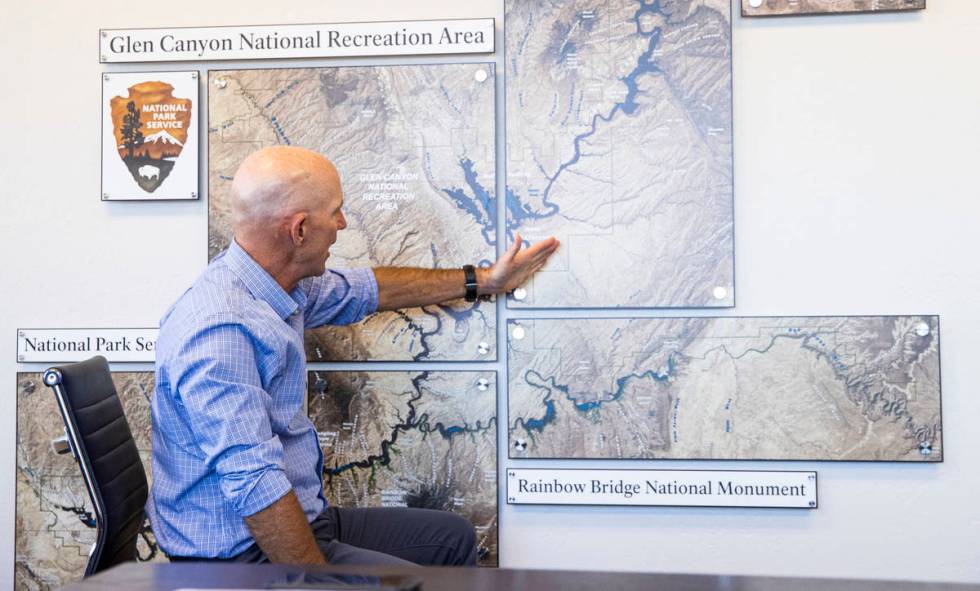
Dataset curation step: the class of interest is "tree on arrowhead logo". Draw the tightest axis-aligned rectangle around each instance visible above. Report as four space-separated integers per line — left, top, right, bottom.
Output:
110 81 192 193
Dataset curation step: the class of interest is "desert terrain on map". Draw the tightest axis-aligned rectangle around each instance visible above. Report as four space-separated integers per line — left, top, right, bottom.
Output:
508 316 941 461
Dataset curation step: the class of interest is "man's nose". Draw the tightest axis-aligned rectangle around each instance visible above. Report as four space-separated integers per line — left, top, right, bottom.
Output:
338 211 347 230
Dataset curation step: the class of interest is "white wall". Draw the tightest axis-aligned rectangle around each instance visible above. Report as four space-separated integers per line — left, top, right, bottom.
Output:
3 0 979 587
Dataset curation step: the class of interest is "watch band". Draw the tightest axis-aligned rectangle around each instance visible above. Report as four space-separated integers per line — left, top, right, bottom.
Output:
463 264 478 302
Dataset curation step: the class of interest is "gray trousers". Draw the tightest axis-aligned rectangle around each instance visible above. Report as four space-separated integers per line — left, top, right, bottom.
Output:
174 506 478 566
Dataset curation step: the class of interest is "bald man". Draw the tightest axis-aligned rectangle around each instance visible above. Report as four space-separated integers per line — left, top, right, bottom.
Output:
147 146 558 567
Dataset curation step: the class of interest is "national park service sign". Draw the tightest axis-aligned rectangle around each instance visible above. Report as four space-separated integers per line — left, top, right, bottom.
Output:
101 71 199 200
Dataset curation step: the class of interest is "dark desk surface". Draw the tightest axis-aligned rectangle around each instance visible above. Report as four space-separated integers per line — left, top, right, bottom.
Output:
59 562 980 591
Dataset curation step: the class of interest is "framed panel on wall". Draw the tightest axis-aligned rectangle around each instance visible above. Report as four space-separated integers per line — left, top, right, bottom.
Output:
504 0 735 309
208 63 497 361
15 372 165 590
101 70 200 201
309 369 498 566
741 0 925 17
508 316 942 462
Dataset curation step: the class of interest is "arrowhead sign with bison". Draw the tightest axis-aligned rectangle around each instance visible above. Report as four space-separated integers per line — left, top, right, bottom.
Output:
102 71 199 200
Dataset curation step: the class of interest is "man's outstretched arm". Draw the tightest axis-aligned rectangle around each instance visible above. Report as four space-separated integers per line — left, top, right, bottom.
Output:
245 490 326 565
373 235 559 311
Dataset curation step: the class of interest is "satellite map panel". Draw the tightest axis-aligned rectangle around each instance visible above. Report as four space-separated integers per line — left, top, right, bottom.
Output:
505 0 734 308
742 0 925 17
209 63 497 361
508 316 941 461
15 372 163 591
16 368 500 585
309 370 498 566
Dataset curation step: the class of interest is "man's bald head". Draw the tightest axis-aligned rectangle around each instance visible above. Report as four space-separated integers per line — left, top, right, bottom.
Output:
230 146 341 234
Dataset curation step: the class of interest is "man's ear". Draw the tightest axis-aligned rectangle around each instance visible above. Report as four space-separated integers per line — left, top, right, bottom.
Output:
287 212 309 246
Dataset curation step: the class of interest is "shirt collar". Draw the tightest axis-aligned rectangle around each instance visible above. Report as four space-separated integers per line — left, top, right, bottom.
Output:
223 239 306 320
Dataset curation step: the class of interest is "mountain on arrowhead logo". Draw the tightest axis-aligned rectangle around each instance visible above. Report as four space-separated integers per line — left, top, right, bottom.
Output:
110 81 192 193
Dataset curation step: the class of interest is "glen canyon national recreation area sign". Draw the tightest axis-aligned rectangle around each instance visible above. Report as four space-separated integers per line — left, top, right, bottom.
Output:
102 71 199 200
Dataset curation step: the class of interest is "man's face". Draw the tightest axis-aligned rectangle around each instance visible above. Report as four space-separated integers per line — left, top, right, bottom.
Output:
306 181 348 269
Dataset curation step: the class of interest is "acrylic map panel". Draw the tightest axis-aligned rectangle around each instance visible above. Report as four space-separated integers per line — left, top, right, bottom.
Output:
15 372 164 591
16 368 500 583
508 317 941 461
742 0 925 17
309 370 498 566
209 64 497 361
505 0 734 308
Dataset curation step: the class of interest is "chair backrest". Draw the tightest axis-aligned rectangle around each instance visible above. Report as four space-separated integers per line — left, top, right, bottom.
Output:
43 355 148 577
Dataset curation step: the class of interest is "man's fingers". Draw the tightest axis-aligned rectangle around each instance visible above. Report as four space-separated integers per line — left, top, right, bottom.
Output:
497 235 559 293
502 234 523 263
511 261 549 289
533 242 559 260
525 256 551 277
523 236 557 254
523 239 560 266
506 254 556 292
515 236 559 261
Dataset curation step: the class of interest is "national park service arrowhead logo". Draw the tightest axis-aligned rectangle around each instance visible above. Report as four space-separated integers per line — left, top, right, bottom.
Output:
110 81 191 193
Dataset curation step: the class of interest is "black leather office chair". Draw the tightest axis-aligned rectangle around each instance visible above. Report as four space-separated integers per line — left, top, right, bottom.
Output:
43 355 149 577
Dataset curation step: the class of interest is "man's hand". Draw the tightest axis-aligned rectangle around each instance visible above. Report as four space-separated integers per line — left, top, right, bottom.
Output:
244 490 327 565
373 234 559 311
479 234 560 295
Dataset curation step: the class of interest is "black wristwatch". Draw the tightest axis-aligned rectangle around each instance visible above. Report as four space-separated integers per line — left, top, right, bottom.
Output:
463 264 478 302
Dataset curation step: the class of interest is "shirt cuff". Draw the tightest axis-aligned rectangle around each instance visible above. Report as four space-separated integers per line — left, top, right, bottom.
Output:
234 467 293 518
348 266 379 316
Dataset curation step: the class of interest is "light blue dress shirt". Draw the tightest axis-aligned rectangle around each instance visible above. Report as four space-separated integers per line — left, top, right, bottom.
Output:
147 240 378 558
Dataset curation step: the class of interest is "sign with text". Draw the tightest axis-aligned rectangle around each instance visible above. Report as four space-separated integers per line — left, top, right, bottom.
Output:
100 19 495 63
507 468 817 509
17 328 158 363
102 71 199 201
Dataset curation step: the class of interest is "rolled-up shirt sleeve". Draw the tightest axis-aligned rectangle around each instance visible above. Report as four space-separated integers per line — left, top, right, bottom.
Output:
299 267 378 328
170 316 292 517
